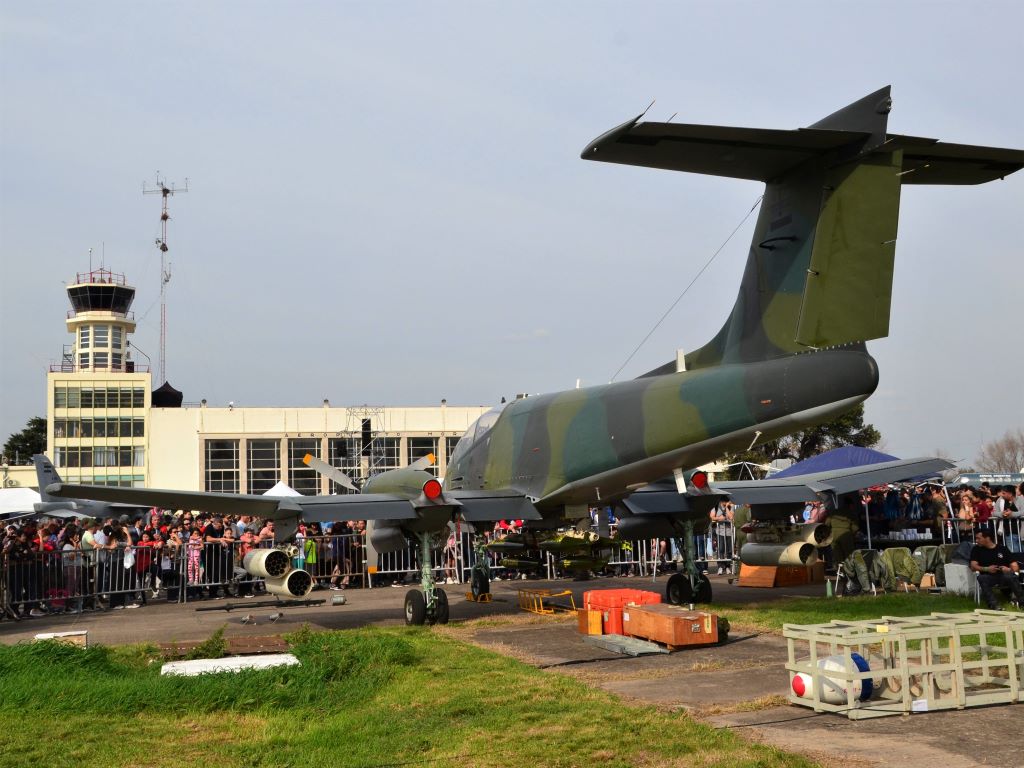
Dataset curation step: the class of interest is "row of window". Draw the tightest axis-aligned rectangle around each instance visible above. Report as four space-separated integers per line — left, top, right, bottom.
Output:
203 436 461 495
54 387 146 409
79 326 123 350
54 446 145 468
53 418 145 438
77 352 124 370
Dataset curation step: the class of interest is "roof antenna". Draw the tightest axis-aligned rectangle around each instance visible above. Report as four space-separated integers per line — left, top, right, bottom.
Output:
666 112 678 123
640 99 656 118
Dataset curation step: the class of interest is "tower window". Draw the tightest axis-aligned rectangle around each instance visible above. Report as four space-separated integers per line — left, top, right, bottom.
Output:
93 352 109 369
112 327 122 348
79 328 90 349
78 353 89 369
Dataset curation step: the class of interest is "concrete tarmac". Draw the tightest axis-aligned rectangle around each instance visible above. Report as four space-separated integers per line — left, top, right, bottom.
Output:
3 573 1019 768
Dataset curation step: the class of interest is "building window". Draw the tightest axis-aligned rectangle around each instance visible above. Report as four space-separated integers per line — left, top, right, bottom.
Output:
327 437 363 492
247 439 281 495
79 353 89 369
112 353 122 370
93 448 117 467
93 352 109 369
133 447 145 467
288 439 321 495
79 328 90 349
408 437 439 476
112 327 122 348
81 389 94 408
106 388 121 406
205 440 240 493
132 388 145 407
132 419 144 437
445 436 461 470
93 325 109 347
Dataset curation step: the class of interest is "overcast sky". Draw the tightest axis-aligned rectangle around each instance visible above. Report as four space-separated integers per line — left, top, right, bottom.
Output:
1 1 1022 467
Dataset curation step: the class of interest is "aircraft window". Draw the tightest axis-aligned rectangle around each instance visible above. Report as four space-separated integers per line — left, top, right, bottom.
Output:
449 404 506 465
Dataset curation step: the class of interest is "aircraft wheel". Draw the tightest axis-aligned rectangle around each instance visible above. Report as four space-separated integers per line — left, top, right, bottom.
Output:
665 573 692 605
434 588 450 625
471 569 489 600
404 589 426 625
694 575 712 604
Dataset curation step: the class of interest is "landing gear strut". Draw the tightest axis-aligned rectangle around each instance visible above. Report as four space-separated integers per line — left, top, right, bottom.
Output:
469 533 491 599
664 519 712 606
404 531 451 626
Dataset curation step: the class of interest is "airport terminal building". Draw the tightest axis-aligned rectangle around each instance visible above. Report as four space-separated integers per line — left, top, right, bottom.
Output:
45 268 488 493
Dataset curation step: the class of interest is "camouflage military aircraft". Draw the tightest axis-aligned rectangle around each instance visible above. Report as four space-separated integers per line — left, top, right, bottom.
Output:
48 86 1022 623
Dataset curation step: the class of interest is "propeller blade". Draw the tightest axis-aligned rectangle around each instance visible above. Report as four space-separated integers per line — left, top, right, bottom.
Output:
408 453 436 471
302 454 358 492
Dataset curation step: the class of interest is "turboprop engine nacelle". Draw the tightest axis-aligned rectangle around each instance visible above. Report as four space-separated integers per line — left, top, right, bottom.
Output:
369 522 407 553
242 546 314 598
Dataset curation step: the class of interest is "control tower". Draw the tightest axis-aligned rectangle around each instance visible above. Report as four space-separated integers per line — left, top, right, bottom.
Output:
63 268 137 372
47 267 152 486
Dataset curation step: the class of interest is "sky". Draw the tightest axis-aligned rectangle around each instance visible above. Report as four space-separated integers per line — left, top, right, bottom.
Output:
1 1 1022 467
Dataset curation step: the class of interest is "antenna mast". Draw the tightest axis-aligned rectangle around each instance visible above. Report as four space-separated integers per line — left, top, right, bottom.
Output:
143 173 188 384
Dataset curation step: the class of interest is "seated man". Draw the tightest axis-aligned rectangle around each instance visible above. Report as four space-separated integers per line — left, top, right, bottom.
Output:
970 528 1023 609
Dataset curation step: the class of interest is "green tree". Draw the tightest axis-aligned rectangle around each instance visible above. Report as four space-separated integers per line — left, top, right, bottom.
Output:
723 403 881 480
2 417 47 464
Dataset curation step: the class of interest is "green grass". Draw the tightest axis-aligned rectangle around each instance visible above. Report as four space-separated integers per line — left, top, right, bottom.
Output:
714 591 982 632
0 626 814 768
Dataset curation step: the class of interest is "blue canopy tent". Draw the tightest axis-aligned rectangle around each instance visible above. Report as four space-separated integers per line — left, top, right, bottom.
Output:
771 446 898 478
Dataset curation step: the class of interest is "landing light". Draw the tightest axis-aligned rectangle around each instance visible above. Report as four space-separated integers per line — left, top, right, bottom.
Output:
690 471 708 490
423 478 443 500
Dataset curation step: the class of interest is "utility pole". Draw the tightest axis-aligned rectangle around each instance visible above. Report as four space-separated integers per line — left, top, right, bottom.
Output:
143 173 187 384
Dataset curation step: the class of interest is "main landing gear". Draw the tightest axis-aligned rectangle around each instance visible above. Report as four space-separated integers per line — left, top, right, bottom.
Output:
663 519 713 607
404 531 451 626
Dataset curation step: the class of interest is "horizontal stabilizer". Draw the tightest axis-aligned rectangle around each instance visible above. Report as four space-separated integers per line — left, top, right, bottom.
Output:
884 135 1024 184
582 118 869 181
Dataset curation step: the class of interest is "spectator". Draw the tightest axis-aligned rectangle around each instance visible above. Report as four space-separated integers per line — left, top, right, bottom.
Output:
969 528 1023 610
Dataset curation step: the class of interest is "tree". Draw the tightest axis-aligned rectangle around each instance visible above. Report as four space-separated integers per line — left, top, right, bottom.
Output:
2 417 47 464
975 428 1024 473
722 402 881 480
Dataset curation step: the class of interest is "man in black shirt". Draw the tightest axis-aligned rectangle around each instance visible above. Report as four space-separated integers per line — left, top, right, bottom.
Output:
970 529 1023 609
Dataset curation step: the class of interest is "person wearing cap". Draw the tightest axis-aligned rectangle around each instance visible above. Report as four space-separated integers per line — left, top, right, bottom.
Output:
970 528 1023 610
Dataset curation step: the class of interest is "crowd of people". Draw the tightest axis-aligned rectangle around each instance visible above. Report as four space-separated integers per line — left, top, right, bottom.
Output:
4 481 1021 619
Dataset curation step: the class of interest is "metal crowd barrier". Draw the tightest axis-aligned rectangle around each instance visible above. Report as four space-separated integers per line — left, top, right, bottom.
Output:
940 517 1023 551
2 522 748 620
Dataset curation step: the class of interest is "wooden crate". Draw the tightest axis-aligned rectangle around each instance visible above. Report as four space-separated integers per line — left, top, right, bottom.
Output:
621 604 718 649
739 563 823 587
577 608 604 635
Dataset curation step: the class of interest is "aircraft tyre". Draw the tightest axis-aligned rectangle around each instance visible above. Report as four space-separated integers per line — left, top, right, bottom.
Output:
694 575 712 604
665 573 692 605
471 569 489 600
404 589 426 625
434 588 450 625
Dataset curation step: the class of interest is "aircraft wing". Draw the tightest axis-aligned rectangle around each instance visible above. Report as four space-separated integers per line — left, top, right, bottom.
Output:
711 457 954 505
447 490 543 523
45 483 418 522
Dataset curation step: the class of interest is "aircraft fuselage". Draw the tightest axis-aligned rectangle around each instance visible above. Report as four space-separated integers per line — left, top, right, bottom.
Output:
446 347 878 508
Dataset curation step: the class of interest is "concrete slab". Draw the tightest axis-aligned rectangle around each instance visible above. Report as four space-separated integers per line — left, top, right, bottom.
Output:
161 653 300 676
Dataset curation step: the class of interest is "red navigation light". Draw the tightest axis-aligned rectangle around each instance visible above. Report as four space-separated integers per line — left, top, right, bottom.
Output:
690 471 708 490
423 478 443 500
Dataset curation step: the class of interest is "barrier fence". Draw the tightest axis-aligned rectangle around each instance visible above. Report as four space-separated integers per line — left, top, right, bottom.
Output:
2 524 745 618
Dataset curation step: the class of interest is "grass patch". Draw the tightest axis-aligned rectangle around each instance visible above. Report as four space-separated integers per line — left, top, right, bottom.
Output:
0 628 816 768
714 592 981 633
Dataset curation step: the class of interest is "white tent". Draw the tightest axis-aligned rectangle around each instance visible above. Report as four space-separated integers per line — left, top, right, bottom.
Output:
0 487 42 517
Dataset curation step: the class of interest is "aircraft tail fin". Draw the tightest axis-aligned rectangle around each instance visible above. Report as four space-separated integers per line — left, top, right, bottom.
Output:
33 454 62 501
584 86 1023 372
